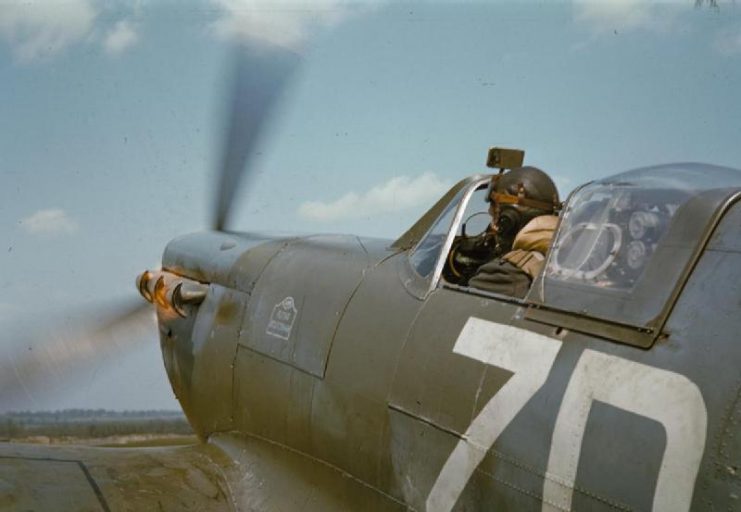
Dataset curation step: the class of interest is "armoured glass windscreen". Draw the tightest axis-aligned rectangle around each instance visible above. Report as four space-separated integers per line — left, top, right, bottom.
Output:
456 185 492 236
537 163 741 327
409 189 464 278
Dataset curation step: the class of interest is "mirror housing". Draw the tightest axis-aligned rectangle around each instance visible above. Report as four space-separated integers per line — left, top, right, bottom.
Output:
486 147 525 170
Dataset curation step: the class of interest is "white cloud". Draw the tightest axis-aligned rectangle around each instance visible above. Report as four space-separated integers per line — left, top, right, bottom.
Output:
573 0 683 35
208 0 365 49
715 27 741 56
0 0 96 61
103 19 139 55
298 172 450 222
20 209 79 236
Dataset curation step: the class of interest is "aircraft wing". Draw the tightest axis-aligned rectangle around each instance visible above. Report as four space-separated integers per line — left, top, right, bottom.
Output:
0 439 232 511
0 433 406 511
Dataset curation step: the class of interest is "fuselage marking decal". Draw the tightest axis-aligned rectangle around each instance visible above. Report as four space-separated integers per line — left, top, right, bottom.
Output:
426 317 561 512
266 296 298 340
426 317 708 512
542 349 707 512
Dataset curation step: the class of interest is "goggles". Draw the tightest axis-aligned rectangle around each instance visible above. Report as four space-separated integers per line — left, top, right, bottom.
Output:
485 172 559 212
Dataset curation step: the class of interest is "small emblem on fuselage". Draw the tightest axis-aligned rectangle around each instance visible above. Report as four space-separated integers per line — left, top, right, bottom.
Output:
266 296 298 340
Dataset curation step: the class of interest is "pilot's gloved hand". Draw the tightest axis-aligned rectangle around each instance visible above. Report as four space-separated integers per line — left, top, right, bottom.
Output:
445 231 501 285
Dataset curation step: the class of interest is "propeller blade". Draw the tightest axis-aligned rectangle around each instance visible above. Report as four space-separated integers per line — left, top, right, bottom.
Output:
0 298 154 411
212 43 301 231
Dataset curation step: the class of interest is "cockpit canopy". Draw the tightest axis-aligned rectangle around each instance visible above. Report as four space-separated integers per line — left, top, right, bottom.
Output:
532 163 741 330
397 163 741 344
547 164 741 290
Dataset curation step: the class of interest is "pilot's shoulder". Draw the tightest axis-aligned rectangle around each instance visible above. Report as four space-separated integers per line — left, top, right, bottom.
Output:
512 214 559 253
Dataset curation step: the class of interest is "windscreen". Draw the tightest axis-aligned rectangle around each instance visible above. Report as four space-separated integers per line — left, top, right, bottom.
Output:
409 188 465 278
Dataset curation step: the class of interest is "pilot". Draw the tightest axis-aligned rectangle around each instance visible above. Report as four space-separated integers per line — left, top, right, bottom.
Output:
468 166 560 298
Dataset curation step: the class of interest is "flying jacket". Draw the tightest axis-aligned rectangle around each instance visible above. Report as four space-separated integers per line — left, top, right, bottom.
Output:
469 215 558 297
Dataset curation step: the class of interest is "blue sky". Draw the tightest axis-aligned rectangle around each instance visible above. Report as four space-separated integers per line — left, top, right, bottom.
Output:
1 0 740 411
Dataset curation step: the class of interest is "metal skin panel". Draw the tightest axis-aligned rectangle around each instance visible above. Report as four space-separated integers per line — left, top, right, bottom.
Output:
386 284 710 511
210 433 408 511
457 314 573 511
158 283 248 439
487 324 669 512
0 431 408 512
390 291 517 436
0 442 233 511
388 291 562 511
240 235 383 378
717 385 741 500
310 251 425 494
227 237 299 294
661 201 741 511
232 250 418 497
233 343 316 450
0 457 107 511
162 231 278 287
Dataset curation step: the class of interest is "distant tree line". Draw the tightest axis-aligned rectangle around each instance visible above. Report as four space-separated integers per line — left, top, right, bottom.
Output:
2 409 186 423
0 409 192 439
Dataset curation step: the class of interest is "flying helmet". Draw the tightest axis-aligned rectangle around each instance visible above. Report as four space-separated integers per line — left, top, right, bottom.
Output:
486 148 561 238
485 165 561 239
